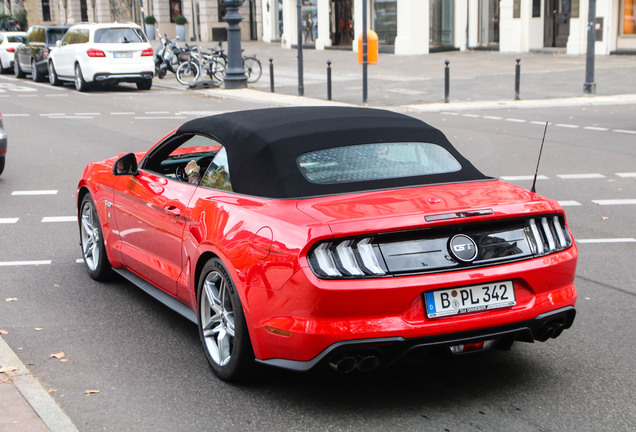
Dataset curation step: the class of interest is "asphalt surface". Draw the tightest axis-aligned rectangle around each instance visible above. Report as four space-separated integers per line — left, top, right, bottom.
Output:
0 43 636 431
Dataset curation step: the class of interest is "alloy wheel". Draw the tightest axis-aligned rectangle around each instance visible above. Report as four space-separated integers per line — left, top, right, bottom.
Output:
80 199 101 272
200 271 235 367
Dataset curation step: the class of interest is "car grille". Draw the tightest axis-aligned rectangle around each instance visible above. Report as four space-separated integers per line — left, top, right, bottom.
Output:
307 215 572 279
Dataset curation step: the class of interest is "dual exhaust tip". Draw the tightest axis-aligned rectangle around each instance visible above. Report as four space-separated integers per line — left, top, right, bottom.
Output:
329 354 381 374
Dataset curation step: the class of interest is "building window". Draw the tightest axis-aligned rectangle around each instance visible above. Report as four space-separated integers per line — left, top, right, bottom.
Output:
513 0 521 18
170 0 182 22
373 0 397 46
532 0 541 17
42 0 51 21
624 0 636 35
218 0 227 21
571 0 579 18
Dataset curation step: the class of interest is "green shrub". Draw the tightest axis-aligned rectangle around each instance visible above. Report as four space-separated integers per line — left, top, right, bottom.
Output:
145 15 156 25
175 15 187 25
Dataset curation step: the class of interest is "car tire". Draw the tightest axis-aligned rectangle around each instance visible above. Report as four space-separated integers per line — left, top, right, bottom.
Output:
14 58 25 78
136 78 152 90
48 61 61 86
197 258 254 382
79 194 111 281
0 57 8 73
0 156 5 176
31 60 44 82
74 64 90 92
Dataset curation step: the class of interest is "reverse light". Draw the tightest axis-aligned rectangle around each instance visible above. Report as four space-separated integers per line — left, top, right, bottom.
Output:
86 48 106 57
141 48 154 57
449 340 496 354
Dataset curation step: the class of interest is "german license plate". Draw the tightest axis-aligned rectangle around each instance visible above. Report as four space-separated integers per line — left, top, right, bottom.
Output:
425 281 515 318
113 52 133 58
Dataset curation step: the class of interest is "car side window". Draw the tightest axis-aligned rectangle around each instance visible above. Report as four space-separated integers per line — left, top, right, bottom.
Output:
80 29 90 43
61 30 73 45
200 147 232 192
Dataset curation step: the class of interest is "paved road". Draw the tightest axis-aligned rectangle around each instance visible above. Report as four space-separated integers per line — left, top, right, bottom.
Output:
0 75 635 431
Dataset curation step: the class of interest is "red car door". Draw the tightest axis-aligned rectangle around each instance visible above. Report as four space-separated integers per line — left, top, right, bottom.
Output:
112 171 196 295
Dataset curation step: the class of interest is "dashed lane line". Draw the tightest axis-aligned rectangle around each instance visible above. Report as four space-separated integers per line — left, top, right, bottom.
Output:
616 172 636 178
592 199 636 205
41 216 76 223
500 175 549 181
557 201 582 207
557 173 606 179
0 260 52 267
577 238 636 244
0 218 19 224
11 190 58 196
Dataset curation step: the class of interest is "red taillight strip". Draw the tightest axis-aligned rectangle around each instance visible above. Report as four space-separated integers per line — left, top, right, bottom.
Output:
86 48 106 57
141 48 153 57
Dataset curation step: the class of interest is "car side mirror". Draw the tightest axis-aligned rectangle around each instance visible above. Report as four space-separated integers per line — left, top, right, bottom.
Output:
113 153 139 176
21 36 28 43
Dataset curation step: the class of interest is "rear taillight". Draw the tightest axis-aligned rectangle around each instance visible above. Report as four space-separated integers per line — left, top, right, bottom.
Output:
526 215 572 256
308 237 387 279
6 48 15 53
86 48 106 57
141 48 153 57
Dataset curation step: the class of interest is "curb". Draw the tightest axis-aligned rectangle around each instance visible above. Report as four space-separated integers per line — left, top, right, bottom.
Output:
0 337 79 432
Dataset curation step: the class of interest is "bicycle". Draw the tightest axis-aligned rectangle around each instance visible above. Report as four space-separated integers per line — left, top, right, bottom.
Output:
175 47 226 86
211 42 262 84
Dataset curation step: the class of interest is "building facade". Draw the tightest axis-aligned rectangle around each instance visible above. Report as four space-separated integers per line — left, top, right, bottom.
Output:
7 0 262 43
262 0 636 54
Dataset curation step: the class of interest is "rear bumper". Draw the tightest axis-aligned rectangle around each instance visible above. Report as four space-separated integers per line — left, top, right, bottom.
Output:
257 306 576 372
93 72 153 83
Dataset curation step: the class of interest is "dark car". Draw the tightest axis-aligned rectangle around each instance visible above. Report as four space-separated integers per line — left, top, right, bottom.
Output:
0 18 20 32
0 110 7 175
14 25 69 81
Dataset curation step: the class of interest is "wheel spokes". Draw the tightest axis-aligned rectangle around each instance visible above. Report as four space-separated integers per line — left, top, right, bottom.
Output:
201 271 235 366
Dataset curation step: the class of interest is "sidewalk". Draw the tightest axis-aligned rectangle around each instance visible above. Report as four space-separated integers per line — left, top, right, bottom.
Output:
152 39 636 109
0 337 77 432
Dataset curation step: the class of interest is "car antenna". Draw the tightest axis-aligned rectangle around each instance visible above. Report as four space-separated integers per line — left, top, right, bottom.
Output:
531 122 549 193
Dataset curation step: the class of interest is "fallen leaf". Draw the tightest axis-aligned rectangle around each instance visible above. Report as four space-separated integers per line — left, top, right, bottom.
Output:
601 216 609 220
5 298 17 302
85 390 100 396
47 388 58 393
608 179 617 182
60 359 70 363
0 330 8 335
34 328 43 331
0 366 18 374
50 352 66 360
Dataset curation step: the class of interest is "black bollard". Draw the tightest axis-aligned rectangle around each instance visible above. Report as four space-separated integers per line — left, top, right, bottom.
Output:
327 60 332 101
444 60 450 103
515 58 521 100
269 58 275 93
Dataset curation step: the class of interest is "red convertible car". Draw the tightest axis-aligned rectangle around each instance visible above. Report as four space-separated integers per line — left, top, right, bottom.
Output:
77 107 577 381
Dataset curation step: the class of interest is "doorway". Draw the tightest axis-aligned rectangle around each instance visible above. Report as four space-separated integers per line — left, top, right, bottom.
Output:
544 0 571 48
331 0 353 46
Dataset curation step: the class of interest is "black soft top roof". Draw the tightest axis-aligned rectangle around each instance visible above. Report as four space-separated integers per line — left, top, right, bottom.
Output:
177 107 488 198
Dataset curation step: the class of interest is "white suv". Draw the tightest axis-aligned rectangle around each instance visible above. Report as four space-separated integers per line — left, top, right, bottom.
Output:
48 23 154 91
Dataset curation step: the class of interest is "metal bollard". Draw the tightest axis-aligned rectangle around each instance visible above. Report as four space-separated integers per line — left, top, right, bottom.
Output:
269 58 275 93
327 60 332 101
444 60 450 103
515 58 521 100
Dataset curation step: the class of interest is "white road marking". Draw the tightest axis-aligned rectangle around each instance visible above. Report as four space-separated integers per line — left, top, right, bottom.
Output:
40 113 66 117
592 199 636 205
577 238 636 244
133 116 187 120
2 113 29 117
583 126 609 131
530 121 548 125
555 123 580 128
461 114 480 118
501 175 549 181
75 113 100 116
483 116 503 120
616 172 636 178
145 111 170 114
111 112 135 115
41 216 76 223
76 259 84 264
0 260 52 267
45 94 68 97
505 118 527 123
0 218 19 224
11 190 58 196
557 201 582 206
557 173 606 179
613 129 636 135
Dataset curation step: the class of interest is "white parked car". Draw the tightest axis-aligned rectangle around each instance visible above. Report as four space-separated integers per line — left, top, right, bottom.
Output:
47 23 154 91
0 31 26 73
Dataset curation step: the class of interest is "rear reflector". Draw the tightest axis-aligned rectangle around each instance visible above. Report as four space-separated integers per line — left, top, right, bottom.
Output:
449 340 495 354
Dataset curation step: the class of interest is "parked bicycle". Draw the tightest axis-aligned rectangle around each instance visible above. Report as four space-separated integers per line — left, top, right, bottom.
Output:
213 42 262 84
175 47 226 86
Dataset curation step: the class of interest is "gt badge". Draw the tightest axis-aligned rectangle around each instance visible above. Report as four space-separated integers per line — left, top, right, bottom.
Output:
449 234 478 262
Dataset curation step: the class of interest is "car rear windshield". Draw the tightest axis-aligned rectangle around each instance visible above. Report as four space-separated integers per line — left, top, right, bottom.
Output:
298 142 462 185
46 29 67 45
94 28 146 44
7 35 22 42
